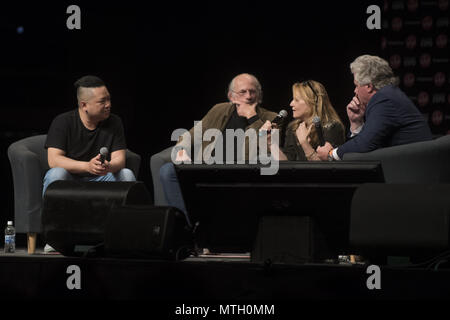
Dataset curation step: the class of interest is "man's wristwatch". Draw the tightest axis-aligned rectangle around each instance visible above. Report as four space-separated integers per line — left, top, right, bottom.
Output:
327 149 334 161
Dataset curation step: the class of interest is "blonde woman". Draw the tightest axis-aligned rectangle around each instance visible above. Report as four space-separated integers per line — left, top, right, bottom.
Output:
262 80 345 160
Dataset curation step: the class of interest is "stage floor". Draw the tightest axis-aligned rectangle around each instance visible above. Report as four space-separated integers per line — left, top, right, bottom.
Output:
0 247 253 262
2 246 450 304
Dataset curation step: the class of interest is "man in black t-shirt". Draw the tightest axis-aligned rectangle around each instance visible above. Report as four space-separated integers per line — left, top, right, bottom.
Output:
43 75 135 195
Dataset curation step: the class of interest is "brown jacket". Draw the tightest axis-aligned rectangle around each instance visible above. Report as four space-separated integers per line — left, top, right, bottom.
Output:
177 102 278 161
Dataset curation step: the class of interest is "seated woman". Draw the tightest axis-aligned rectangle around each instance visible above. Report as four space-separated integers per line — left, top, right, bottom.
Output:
263 80 345 160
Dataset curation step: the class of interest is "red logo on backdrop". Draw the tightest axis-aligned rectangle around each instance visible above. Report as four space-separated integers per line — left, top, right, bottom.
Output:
392 17 403 31
418 91 430 107
406 34 417 49
422 16 433 31
438 0 449 11
403 73 416 87
436 34 448 49
390 54 402 69
419 53 432 68
407 0 419 12
431 109 444 127
434 72 446 87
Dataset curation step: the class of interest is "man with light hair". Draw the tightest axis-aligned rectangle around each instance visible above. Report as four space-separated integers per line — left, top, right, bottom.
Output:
157 73 278 220
317 55 432 160
174 73 268 163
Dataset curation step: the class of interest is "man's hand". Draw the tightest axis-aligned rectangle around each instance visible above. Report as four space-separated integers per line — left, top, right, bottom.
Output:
102 159 112 173
259 120 273 146
347 96 366 131
175 149 191 163
316 142 333 161
259 120 281 147
235 102 258 119
260 120 272 132
86 154 108 176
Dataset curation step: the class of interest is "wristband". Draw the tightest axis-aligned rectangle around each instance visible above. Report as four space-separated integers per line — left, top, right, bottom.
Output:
327 149 334 161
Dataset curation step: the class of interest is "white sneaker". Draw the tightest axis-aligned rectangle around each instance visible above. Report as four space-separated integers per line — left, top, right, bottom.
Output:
44 244 56 253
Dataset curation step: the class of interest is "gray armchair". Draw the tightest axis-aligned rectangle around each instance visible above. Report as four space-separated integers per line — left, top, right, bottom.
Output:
343 135 450 183
7 134 141 253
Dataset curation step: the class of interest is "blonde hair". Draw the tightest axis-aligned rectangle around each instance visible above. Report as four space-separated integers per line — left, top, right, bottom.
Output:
289 80 344 147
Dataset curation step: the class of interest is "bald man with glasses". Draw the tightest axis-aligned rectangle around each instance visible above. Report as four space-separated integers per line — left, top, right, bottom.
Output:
173 73 277 162
156 73 279 222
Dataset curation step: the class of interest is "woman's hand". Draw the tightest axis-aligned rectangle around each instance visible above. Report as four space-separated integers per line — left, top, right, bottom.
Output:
296 121 312 146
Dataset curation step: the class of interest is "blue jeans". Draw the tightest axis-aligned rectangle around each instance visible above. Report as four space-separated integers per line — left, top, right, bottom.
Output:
159 163 191 226
42 167 136 196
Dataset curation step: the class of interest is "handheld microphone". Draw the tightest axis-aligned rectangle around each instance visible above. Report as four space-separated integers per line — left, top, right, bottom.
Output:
99 147 109 164
271 109 288 125
312 116 325 146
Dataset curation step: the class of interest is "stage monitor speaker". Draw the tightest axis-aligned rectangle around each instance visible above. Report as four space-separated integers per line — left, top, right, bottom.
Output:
251 216 336 264
105 205 193 260
42 180 152 256
350 183 450 263
252 216 314 264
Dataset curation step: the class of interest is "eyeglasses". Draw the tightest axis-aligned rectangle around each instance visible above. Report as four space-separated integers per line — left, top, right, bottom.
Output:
232 89 258 97
301 80 318 105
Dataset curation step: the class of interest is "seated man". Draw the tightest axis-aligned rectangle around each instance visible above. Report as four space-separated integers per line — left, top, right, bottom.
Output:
43 75 136 196
317 55 432 160
159 73 279 225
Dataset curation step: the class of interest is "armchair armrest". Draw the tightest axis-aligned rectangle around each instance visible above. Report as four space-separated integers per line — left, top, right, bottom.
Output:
8 147 46 233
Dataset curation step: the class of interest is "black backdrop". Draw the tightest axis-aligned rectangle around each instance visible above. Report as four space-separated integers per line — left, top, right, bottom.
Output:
0 1 382 229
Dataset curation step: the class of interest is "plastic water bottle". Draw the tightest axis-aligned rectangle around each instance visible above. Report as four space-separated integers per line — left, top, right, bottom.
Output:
4 221 16 253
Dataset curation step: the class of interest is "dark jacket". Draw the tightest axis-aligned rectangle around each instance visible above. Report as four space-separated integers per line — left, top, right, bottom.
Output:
337 85 432 158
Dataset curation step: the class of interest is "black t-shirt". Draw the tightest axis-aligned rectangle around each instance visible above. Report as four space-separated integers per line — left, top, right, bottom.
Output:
221 109 259 162
45 109 127 163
